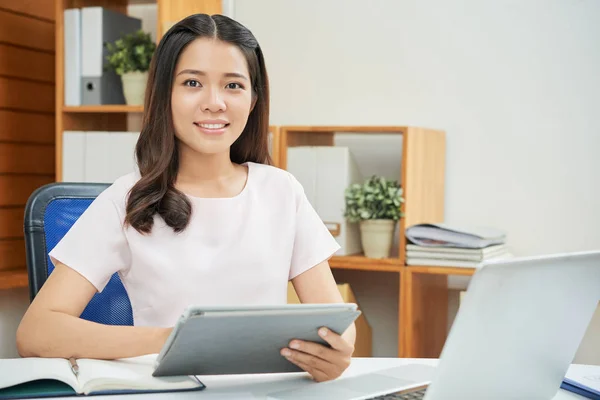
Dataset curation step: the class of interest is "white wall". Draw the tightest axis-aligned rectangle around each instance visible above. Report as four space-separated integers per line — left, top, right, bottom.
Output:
235 0 600 255
234 0 600 359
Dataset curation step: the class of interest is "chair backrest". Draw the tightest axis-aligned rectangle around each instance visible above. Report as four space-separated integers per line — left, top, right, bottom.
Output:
24 182 133 326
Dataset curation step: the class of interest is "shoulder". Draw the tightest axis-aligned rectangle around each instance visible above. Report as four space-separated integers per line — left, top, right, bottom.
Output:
94 172 140 213
247 162 304 195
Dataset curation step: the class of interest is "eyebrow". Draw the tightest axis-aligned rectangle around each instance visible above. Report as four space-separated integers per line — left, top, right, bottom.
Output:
176 69 249 81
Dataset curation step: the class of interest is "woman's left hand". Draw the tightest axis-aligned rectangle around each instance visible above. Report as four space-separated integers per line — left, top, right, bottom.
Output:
281 327 354 382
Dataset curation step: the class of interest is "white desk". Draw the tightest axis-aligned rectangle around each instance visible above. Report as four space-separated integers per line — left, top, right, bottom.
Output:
51 357 592 399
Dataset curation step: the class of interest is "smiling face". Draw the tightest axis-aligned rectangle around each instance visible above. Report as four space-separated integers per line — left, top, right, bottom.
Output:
171 38 254 159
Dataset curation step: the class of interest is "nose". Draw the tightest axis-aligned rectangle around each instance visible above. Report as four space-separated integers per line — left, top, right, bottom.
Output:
201 86 226 113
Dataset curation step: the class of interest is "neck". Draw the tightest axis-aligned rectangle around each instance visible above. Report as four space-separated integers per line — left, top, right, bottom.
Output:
177 147 237 183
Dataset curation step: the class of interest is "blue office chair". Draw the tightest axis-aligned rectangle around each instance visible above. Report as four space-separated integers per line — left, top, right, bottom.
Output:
23 182 133 326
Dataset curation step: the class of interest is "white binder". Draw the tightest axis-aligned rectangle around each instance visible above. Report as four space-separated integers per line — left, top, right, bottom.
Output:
287 146 363 256
62 131 85 182
84 132 111 183
62 131 139 183
63 9 81 106
80 7 141 104
108 131 139 182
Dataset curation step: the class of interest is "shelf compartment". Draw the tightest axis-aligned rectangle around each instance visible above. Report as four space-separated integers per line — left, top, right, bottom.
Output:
407 266 476 276
330 254 404 272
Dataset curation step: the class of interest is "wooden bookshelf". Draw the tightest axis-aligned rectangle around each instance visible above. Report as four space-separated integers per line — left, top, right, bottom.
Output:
407 266 476 277
0 1 55 291
278 125 447 357
0 1 227 290
330 255 405 272
402 266 476 358
269 126 282 168
279 125 446 266
54 0 223 181
63 105 144 113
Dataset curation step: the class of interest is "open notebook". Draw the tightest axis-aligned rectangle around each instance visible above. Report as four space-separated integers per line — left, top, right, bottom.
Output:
0 354 203 399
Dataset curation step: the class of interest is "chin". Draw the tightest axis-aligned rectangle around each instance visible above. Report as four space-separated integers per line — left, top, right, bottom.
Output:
190 143 233 156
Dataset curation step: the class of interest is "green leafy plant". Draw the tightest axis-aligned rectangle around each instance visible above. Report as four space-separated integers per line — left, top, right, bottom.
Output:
344 176 404 223
105 30 156 76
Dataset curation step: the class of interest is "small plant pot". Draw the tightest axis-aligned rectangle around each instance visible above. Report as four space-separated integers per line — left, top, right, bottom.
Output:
121 71 148 105
359 219 396 259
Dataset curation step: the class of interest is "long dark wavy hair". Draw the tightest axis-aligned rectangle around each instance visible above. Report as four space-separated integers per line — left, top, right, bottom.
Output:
124 14 271 234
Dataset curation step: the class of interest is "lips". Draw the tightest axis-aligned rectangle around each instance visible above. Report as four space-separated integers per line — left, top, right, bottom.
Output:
193 121 230 135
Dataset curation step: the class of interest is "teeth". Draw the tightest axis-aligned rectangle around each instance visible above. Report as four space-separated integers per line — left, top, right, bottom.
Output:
198 123 226 129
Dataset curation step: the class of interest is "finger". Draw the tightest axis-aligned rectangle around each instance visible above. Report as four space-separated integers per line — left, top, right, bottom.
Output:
285 356 330 382
282 348 334 377
288 339 337 362
317 327 354 354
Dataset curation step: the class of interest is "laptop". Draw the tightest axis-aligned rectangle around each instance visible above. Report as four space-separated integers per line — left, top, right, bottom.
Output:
268 250 600 400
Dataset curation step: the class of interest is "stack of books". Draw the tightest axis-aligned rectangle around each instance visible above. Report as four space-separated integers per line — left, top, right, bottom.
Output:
405 223 512 268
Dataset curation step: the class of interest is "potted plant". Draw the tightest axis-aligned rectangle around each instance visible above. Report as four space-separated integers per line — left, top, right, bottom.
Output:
105 30 156 105
344 176 404 258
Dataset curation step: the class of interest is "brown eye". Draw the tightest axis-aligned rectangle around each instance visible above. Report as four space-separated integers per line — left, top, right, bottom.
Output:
185 80 201 87
226 82 243 90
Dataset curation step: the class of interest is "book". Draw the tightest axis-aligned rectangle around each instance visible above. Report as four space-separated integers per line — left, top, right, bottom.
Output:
406 243 506 255
0 354 204 399
406 245 508 262
406 253 512 268
405 223 506 249
561 364 600 400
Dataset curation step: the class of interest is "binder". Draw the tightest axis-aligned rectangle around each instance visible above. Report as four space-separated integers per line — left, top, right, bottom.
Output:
62 131 139 183
63 9 81 106
287 146 363 256
107 131 139 181
80 7 142 105
62 131 86 182
84 132 111 183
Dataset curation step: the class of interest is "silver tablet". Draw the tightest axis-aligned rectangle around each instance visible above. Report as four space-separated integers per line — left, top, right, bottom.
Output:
152 303 360 377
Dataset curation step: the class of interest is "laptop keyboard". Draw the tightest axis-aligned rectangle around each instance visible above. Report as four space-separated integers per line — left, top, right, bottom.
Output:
369 388 427 399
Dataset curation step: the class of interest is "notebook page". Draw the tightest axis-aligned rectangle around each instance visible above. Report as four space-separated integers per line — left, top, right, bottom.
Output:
77 355 200 394
0 357 78 392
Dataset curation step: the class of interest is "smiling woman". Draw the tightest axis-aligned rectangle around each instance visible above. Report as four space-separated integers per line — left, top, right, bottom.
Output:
16 13 356 383
128 14 271 233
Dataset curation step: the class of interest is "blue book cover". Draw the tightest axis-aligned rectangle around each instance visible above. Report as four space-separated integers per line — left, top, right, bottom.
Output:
561 365 600 400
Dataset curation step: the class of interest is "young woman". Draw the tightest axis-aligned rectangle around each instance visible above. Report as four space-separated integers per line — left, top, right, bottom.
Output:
16 13 355 382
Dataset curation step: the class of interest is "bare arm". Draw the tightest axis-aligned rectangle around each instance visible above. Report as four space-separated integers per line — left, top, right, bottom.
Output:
291 260 357 348
16 261 171 359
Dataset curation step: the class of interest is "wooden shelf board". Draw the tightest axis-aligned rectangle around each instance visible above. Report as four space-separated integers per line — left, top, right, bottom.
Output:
0 269 28 290
330 254 404 272
408 266 476 276
62 105 144 113
281 126 407 134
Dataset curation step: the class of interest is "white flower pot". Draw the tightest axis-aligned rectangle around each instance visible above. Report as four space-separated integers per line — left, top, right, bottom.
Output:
121 71 148 105
359 219 396 259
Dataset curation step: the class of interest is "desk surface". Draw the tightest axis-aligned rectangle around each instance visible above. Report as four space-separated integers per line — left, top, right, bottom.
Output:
49 357 591 399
